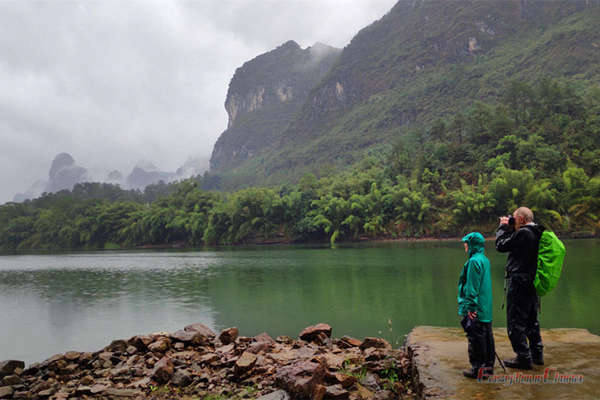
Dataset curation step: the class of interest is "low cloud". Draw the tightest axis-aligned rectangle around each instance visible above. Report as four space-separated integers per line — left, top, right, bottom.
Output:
0 0 396 202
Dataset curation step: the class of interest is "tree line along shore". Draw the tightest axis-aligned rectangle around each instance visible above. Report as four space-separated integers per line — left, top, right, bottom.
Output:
1 80 599 251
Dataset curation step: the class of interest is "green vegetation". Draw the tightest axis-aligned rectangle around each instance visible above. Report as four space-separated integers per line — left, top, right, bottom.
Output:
214 1 600 189
1 80 599 251
339 359 367 380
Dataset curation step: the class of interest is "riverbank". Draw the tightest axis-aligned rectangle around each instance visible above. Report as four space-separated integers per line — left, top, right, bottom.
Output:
407 326 600 399
0 323 419 400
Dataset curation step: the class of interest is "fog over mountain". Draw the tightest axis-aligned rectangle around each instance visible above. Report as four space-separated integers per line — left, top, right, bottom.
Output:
0 0 396 204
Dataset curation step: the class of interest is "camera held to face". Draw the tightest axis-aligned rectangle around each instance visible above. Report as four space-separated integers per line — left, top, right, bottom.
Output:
508 216 515 226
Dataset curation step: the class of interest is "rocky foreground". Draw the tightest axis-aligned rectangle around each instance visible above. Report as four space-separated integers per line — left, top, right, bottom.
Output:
0 323 420 400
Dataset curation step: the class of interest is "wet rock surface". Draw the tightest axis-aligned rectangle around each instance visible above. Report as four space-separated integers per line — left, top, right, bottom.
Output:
407 326 600 399
0 323 416 399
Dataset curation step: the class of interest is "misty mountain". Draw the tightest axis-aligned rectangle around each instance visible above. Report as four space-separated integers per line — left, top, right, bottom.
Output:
209 40 341 172
12 154 209 202
45 153 88 193
209 0 600 185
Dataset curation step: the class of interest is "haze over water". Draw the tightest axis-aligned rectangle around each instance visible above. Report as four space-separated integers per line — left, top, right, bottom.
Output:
1 240 598 365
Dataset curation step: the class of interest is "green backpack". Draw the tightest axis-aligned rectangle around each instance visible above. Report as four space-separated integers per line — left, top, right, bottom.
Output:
534 230 566 296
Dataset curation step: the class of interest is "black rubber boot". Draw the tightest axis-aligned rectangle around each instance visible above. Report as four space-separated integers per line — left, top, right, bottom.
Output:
531 343 544 365
504 356 533 370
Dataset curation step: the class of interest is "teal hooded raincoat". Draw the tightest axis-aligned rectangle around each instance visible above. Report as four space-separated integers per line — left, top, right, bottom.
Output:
457 232 493 323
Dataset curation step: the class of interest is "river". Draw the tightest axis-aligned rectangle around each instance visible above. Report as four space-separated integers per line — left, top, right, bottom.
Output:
1 239 598 365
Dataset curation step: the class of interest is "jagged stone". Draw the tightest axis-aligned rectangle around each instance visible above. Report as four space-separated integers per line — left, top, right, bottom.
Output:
171 369 192 387
326 384 349 399
235 351 257 375
151 357 174 384
276 336 294 344
359 338 391 351
256 389 291 400
105 340 128 353
128 335 153 351
1 375 20 386
0 360 25 378
184 323 215 338
104 388 141 397
299 323 332 342
148 338 170 353
219 327 239 345
338 336 362 349
274 360 326 398
64 351 80 361
0 386 13 399
37 388 54 397
334 373 357 389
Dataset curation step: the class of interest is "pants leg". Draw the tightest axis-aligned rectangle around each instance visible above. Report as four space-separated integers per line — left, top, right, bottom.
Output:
506 277 533 359
526 295 543 360
463 317 486 370
484 322 496 369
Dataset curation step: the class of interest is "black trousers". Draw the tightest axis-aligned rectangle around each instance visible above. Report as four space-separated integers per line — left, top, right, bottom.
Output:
461 317 495 371
506 276 543 359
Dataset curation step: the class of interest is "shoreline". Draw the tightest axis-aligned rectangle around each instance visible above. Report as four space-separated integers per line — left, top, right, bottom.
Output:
0 234 596 254
0 323 420 400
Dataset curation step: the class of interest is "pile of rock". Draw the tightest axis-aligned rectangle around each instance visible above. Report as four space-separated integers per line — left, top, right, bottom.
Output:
0 323 417 399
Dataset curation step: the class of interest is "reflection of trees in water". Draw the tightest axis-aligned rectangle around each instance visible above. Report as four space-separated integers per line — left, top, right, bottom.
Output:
0 241 598 345
202 247 461 340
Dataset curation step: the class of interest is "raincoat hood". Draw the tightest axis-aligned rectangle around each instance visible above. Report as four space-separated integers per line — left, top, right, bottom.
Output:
462 232 485 256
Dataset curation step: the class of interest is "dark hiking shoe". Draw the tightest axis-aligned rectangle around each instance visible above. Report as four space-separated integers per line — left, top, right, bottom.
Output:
504 357 533 370
532 355 544 366
463 368 478 379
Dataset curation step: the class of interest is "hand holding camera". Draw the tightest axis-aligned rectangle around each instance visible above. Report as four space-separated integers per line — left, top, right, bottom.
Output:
499 215 515 226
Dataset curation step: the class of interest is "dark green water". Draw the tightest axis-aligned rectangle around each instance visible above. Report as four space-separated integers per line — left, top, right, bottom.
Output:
0 239 598 365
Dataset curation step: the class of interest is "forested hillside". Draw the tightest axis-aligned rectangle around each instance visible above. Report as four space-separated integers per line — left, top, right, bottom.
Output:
2 0 600 250
1 80 599 250
213 0 600 187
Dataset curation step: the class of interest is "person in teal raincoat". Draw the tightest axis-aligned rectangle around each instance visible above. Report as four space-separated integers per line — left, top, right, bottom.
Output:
458 232 495 379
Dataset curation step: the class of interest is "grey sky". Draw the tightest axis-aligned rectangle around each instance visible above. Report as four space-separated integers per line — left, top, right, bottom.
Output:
0 0 397 203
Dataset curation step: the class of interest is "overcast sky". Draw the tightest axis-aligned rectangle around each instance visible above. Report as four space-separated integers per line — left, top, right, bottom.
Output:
0 0 397 203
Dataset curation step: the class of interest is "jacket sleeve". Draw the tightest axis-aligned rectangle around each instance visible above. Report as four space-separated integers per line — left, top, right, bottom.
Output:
463 259 482 312
495 224 516 253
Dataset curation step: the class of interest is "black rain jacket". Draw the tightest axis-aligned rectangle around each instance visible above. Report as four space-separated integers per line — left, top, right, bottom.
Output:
495 223 545 282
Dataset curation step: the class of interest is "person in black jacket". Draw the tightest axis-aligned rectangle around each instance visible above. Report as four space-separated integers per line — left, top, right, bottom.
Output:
496 206 545 369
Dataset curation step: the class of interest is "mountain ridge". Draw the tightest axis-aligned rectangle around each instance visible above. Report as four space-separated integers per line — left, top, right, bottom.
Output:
209 0 600 187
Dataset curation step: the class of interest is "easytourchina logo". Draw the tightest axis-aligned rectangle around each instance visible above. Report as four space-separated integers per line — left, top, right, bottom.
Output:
477 368 584 384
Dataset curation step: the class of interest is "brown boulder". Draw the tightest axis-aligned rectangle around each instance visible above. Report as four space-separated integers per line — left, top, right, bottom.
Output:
171 369 192 387
151 357 174 384
105 339 128 353
275 360 326 398
148 338 171 353
0 386 13 399
1 375 20 386
64 351 80 361
184 323 215 337
219 327 239 345
334 373 357 389
254 332 276 343
359 337 391 351
104 388 141 397
0 360 25 378
338 336 362 349
235 351 257 375
299 323 332 342
128 335 153 351
325 384 349 399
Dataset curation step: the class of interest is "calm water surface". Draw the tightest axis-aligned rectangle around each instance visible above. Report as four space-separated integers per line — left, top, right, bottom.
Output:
1 240 598 365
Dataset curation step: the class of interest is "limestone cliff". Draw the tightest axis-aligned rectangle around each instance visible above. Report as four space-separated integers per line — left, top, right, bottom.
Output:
209 41 341 172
